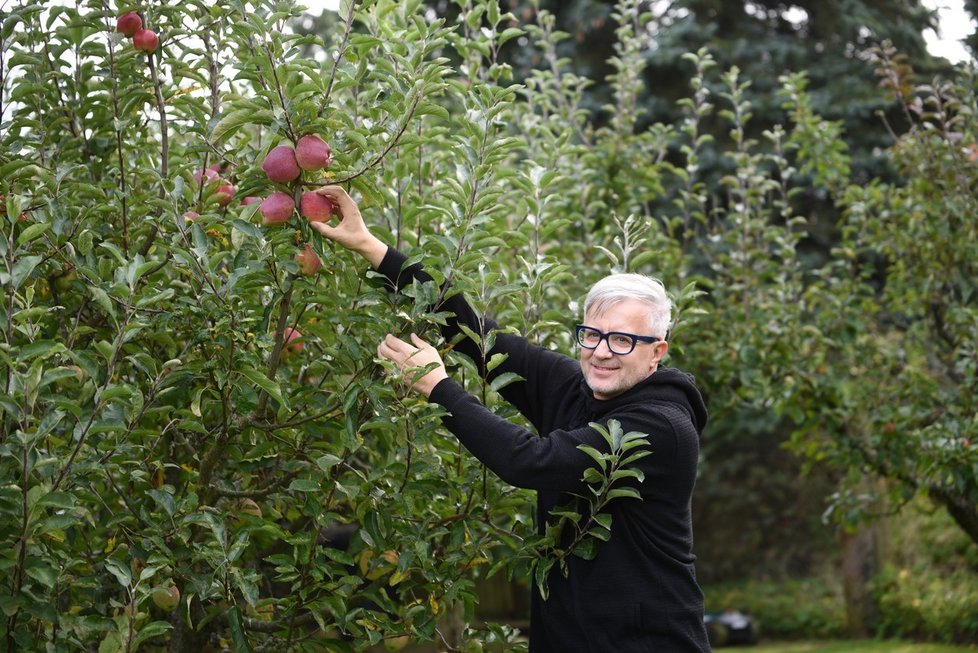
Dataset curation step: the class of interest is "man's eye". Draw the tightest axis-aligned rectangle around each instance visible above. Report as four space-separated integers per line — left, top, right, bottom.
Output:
611 335 632 347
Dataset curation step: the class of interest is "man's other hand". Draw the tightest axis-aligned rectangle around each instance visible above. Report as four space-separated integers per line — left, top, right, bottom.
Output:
376 333 449 398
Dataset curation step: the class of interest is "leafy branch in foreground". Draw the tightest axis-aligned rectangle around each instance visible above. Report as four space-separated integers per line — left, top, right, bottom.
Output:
530 419 651 599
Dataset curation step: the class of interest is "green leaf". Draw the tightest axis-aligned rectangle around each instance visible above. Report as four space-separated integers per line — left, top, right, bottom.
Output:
212 108 270 143
89 285 116 320
36 491 75 510
238 366 289 410
456 322 483 345
227 605 253 652
594 512 612 531
486 352 508 372
132 621 174 647
572 538 599 560
609 468 642 483
605 488 642 502
621 451 652 468
104 558 132 588
581 468 602 484
315 454 342 471
25 561 58 586
587 526 611 542
534 558 554 601
16 222 50 246
288 478 320 492
148 489 176 517
498 27 524 46
489 372 522 392
577 445 606 465
231 219 263 239
8 255 42 290
550 509 581 522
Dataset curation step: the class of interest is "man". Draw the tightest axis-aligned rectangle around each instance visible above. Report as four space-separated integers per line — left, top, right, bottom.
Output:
311 186 711 652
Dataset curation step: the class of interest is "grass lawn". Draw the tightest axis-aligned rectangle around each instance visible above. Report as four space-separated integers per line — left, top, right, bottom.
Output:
724 642 977 653
372 640 977 653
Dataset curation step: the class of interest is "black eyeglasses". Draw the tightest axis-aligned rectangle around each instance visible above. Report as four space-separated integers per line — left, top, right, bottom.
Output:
575 325 660 355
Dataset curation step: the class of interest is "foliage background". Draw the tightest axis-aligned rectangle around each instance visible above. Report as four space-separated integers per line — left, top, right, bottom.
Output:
1 0 977 651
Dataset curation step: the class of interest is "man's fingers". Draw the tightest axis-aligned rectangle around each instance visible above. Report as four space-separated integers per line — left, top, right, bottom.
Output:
376 333 446 398
378 334 413 363
308 221 335 238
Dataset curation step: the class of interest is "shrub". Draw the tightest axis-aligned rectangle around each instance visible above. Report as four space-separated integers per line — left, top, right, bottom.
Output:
874 566 978 645
704 578 848 640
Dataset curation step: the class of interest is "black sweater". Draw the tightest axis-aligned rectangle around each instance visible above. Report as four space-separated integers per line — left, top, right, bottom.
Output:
378 247 711 653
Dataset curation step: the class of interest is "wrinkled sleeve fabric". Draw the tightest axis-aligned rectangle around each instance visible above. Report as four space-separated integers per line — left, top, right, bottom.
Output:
428 378 593 490
429 378 678 493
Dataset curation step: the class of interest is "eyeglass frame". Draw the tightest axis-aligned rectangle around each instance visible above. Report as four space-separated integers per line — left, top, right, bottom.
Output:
574 324 661 356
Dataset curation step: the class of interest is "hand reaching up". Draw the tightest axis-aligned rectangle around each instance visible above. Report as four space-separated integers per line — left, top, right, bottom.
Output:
308 186 387 268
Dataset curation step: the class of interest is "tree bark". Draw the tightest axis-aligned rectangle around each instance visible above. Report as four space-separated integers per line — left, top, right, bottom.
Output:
839 520 884 637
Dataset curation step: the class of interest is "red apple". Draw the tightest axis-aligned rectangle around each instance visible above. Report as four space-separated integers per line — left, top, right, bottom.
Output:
282 328 303 358
116 12 142 37
299 191 334 223
262 145 301 183
133 28 159 53
193 167 219 186
214 181 234 206
183 210 199 223
241 196 261 206
295 134 332 171
295 243 322 276
259 192 295 225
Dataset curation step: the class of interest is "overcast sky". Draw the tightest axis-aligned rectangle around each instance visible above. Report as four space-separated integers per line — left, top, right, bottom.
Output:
921 0 974 62
302 0 975 64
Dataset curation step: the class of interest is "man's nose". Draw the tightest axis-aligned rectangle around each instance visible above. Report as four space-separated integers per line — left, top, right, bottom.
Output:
593 338 616 357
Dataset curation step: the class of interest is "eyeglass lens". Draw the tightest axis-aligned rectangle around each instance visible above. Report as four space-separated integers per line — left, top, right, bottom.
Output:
578 327 636 354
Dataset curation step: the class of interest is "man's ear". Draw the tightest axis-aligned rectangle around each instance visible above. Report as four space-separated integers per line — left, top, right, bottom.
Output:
654 341 669 366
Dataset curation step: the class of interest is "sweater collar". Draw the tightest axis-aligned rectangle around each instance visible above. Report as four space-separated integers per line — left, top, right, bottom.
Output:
581 366 709 434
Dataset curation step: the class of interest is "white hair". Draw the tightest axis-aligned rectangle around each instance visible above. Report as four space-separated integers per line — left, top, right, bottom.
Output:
583 273 672 339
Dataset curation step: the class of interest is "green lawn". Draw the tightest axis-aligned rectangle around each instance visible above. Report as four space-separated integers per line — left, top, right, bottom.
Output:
725 642 977 653
375 640 977 653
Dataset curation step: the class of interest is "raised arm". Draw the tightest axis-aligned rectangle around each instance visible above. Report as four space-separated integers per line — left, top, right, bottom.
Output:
310 185 581 427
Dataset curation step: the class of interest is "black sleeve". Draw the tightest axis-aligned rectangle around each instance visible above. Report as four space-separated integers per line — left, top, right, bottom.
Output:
375 246 581 430
429 378 599 491
376 246 489 366
428 379 679 494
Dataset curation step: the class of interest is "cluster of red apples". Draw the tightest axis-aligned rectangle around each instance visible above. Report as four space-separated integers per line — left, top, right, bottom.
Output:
258 135 335 226
260 135 336 358
116 11 158 54
182 136 336 358
257 134 336 283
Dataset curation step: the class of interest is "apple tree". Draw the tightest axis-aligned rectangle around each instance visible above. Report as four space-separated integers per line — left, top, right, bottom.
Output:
783 47 978 545
0 0 548 650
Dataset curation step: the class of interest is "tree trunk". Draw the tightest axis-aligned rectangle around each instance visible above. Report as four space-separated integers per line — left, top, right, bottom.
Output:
839 520 884 637
438 601 465 652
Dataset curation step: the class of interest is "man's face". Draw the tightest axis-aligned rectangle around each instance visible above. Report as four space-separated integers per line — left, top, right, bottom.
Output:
579 298 668 400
